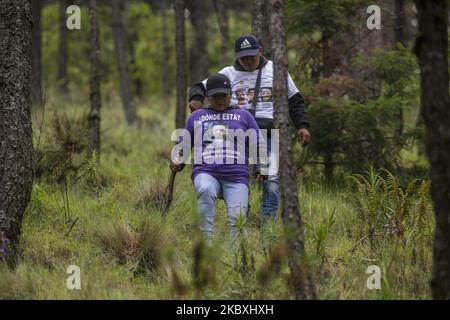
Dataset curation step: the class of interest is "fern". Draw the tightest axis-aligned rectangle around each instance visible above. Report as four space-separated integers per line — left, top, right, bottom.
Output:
349 167 432 250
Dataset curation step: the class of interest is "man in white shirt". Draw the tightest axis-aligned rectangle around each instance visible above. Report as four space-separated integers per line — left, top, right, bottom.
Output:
188 34 311 220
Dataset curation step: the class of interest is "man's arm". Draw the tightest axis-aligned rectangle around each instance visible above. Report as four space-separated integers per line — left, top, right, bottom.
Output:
188 67 232 111
189 81 206 103
289 92 311 146
288 92 309 130
286 71 311 146
188 81 207 112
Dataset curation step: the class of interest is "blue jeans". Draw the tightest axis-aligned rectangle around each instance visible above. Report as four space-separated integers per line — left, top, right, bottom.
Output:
260 135 280 219
193 173 249 241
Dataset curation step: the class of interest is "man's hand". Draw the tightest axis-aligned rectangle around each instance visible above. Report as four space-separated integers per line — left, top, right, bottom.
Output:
256 173 268 183
298 128 311 146
189 100 203 113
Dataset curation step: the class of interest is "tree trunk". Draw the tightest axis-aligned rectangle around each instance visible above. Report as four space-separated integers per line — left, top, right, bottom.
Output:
252 0 271 59
124 0 143 101
58 0 69 93
30 0 42 107
128 30 143 101
186 0 210 83
321 34 332 78
414 0 450 300
394 0 406 47
269 0 317 300
213 0 230 65
324 152 334 184
89 0 101 156
0 0 34 263
111 0 137 125
175 0 187 129
161 8 171 98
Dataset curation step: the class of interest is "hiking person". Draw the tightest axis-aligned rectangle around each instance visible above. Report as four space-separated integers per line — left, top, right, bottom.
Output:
188 34 311 220
170 73 269 242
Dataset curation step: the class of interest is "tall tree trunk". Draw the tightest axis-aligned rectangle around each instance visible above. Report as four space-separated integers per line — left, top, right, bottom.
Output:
321 33 333 78
252 0 271 59
414 0 450 300
161 8 171 98
111 0 137 125
394 0 406 47
269 0 317 300
58 0 69 93
394 0 406 140
30 0 42 107
324 152 334 184
186 0 210 83
0 0 34 264
128 29 143 100
213 0 230 65
89 0 101 156
175 0 187 129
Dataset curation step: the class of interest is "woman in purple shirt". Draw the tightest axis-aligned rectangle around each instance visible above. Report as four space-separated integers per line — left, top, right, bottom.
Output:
170 74 269 242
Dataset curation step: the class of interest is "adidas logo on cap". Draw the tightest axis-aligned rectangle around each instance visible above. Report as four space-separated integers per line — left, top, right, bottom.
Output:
240 39 252 49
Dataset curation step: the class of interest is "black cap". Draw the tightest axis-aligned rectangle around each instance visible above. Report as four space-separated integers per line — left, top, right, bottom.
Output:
235 34 261 58
206 74 231 96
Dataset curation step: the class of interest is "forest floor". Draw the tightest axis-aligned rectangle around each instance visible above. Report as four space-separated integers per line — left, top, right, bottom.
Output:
0 93 434 299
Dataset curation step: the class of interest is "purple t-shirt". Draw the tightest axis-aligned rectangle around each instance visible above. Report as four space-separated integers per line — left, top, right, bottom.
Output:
182 106 264 186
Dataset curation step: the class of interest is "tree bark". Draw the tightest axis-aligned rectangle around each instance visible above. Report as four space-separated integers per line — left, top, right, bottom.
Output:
394 0 406 47
185 0 210 83
175 0 187 129
30 0 42 107
252 0 271 59
161 8 171 98
57 0 69 93
321 33 333 78
394 0 406 139
89 0 101 156
124 0 143 101
269 0 317 300
111 0 137 125
324 152 334 184
213 0 230 65
0 0 34 263
414 0 450 300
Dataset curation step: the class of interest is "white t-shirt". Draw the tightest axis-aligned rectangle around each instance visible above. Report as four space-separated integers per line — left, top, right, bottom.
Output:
202 60 299 119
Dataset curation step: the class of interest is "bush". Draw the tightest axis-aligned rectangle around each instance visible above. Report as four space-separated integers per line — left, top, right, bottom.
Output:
134 175 169 212
96 218 173 274
306 96 405 180
348 167 432 248
34 110 91 183
26 184 48 223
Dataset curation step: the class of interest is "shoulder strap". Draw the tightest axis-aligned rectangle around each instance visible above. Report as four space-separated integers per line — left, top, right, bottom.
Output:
250 66 263 116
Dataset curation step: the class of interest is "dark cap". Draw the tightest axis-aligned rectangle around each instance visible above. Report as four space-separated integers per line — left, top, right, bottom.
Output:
235 34 261 58
206 73 231 96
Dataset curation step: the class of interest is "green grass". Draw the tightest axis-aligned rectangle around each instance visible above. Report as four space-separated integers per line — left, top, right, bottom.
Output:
0 93 434 300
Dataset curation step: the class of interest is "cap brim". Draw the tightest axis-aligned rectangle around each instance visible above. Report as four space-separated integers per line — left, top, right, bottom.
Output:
236 48 259 58
207 88 231 96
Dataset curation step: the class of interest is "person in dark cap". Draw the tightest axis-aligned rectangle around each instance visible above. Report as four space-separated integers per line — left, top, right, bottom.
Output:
171 73 269 242
187 34 311 221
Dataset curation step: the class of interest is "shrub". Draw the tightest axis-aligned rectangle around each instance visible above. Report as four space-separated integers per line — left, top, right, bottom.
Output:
348 167 432 248
96 218 173 274
134 176 169 212
34 110 91 183
306 96 405 180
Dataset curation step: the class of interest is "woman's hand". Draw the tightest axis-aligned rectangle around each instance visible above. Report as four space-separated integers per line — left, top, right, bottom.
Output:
170 161 185 172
